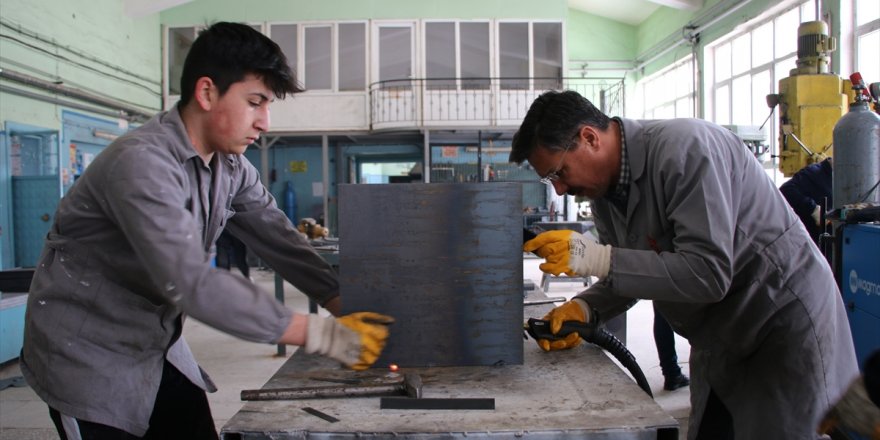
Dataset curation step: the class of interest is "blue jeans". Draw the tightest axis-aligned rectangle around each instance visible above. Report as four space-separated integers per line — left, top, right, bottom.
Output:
653 303 683 378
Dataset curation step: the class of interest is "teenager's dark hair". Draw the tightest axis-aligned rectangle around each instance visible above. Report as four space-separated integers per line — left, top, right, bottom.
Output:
509 90 611 164
178 22 302 107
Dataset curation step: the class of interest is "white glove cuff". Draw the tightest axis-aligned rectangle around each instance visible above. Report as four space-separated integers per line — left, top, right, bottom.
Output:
572 238 611 279
571 298 593 322
591 242 611 279
304 315 360 366
304 314 330 355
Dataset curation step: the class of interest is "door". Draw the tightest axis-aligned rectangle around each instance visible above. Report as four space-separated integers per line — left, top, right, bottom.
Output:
371 22 416 129
5 125 60 268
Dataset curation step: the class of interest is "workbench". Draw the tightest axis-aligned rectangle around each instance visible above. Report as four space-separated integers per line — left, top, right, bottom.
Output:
221 301 679 439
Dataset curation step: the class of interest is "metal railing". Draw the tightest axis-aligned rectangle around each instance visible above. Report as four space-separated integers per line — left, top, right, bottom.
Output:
369 77 625 129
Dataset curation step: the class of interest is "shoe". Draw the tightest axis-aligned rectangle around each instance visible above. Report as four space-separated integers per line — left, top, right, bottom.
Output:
663 373 690 391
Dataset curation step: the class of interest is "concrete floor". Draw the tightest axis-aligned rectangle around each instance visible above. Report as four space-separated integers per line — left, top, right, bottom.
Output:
0 259 691 439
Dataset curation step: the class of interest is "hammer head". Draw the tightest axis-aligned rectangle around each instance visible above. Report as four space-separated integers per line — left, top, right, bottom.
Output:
402 373 422 398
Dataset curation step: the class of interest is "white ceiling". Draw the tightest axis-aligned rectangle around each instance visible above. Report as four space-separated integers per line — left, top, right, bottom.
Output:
568 0 702 26
124 0 700 27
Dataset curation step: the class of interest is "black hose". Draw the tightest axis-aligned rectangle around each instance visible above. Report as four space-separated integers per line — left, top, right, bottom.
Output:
524 318 653 397
582 327 653 398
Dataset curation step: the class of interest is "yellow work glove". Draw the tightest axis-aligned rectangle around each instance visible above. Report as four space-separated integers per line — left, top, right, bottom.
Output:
537 299 592 352
523 230 612 278
305 312 394 370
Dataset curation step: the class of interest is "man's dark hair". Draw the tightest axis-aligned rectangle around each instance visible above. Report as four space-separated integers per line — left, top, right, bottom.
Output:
178 22 302 107
509 90 611 164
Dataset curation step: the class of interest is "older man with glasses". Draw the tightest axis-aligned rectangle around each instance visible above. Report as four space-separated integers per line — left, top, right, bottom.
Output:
511 90 857 440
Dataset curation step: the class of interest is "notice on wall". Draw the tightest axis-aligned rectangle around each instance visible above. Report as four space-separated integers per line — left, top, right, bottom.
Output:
312 181 324 197
289 160 307 173
441 146 458 158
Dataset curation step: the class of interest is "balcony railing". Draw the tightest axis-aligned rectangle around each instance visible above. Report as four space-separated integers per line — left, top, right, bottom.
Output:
369 77 625 131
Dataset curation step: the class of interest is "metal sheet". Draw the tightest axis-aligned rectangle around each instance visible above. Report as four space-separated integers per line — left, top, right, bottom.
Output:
338 183 523 367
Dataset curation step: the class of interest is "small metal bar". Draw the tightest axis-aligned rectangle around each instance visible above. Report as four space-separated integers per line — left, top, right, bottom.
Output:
301 407 340 423
379 397 495 410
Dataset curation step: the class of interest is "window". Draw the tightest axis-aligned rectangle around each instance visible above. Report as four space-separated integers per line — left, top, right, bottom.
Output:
378 26 413 89
459 22 490 90
270 24 297 76
425 22 456 90
856 0 880 84
499 22 530 90
270 22 367 92
633 56 695 119
424 21 491 90
533 22 563 90
167 26 196 96
304 26 332 90
338 23 366 91
706 1 813 165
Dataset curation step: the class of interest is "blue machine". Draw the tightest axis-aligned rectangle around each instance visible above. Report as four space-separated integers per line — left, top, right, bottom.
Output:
840 223 880 368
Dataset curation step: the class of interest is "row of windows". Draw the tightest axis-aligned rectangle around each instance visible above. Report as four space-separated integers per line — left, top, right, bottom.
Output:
165 20 563 97
634 0 878 182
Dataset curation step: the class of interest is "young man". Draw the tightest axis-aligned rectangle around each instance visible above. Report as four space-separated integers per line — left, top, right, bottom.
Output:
514 90 857 439
21 22 392 439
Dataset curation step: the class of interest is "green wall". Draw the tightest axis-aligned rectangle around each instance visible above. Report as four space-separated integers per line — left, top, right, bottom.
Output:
0 0 161 132
567 9 638 62
161 0 569 25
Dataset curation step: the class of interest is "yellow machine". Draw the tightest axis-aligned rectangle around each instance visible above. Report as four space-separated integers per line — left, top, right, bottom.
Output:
776 21 853 176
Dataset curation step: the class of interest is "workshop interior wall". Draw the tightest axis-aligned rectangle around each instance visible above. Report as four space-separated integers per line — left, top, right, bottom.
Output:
0 0 161 132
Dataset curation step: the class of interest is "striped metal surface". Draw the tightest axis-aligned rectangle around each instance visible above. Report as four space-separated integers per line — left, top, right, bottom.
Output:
338 182 523 367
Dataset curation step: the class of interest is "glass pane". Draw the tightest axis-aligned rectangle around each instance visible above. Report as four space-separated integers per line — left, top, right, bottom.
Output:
751 70 771 126
857 0 880 26
339 23 366 91
305 26 332 90
731 75 751 125
675 97 693 118
676 61 694 97
715 84 730 124
857 30 880 85
379 27 412 88
499 22 529 90
425 22 456 90
775 56 796 89
775 8 799 58
270 24 297 78
731 33 751 75
168 27 196 95
715 43 731 81
752 22 774 68
800 2 816 22
655 104 674 119
460 22 491 90
533 22 562 90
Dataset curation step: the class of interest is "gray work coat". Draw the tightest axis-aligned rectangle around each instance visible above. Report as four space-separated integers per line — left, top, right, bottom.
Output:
578 117 858 439
20 108 339 436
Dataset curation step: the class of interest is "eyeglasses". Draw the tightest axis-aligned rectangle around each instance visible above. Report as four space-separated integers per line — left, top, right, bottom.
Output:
539 148 568 185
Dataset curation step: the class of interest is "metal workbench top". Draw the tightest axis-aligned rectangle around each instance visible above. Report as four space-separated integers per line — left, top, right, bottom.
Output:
221 317 679 439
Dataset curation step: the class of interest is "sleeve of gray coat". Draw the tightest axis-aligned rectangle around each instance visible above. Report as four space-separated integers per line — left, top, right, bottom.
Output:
102 145 293 344
609 125 737 303
223 157 339 307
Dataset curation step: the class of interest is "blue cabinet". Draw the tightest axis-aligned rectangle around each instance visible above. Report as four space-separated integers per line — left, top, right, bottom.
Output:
841 224 880 369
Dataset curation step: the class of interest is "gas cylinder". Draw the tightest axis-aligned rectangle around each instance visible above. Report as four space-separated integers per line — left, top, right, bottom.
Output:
832 73 880 209
284 181 297 222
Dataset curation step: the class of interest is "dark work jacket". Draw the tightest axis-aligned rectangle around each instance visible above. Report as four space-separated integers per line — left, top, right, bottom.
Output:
779 158 832 243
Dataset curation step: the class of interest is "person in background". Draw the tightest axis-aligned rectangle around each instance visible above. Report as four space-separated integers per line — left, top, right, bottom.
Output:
20 22 392 440
514 90 857 439
653 304 690 391
779 157 832 245
215 229 250 279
